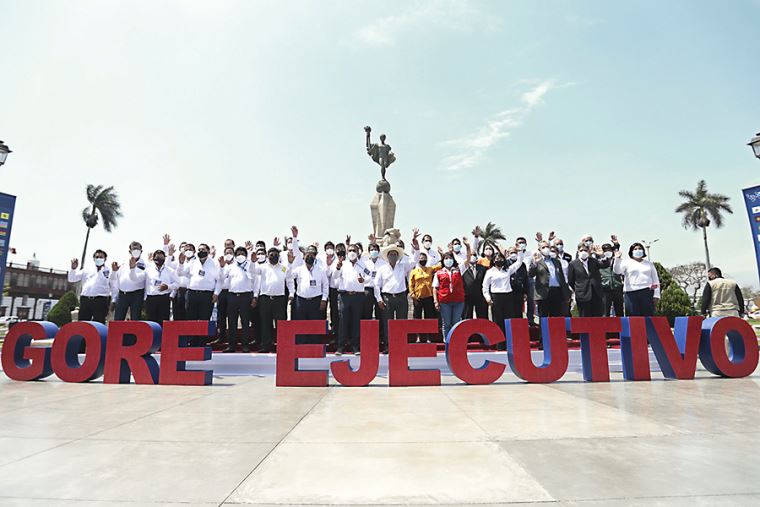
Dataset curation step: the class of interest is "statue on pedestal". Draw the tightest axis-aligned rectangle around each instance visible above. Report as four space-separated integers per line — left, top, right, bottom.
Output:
365 126 396 192
365 126 398 245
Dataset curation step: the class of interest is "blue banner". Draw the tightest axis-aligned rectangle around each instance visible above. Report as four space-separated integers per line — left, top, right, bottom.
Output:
0 192 16 292
742 185 760 284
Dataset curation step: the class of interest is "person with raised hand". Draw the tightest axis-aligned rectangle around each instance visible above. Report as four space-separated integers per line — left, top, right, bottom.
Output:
68 249 112 324
613 242 660 316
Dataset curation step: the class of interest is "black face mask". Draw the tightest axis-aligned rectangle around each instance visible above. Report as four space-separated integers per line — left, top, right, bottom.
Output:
305 255 315 266
268 254 279 264
336 250 346 258
494 259 505 267
155 258 165 266
197 251 208 259
419 259 427 267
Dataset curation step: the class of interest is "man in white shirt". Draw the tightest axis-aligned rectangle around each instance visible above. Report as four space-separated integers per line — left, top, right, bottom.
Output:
332 243 369 355
219 246 259 353
362 242 386 322
134 249 179 324
420 233 441 267
249 245 267 348
112 241 147 321
68 249 112 323
290 245 329 344
176 243 220 346
374 245 416 352
251 247 293 353
318 240 341 336
214 243 235 346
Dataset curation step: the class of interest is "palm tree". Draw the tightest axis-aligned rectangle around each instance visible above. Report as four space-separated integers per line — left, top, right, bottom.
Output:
675 180 732 269
476 222 506 254
80 185 123 266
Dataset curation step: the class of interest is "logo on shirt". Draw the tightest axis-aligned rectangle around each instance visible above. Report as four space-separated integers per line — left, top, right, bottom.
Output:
752 206 760 213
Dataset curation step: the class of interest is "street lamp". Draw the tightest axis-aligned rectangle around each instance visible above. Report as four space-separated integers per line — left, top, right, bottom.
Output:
0 140 11 166
641 238 659 259
748 132 760 160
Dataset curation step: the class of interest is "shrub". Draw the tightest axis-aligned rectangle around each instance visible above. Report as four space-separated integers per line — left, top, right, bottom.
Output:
657 283 694 325
47 291 79 327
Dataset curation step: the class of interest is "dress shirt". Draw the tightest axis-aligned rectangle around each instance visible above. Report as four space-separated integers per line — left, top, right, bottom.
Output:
613 257 661 297
68 265 113 298
221 260 260 294
409 266 437 300
317 253 340 288
113 258 147 296
422 247 441 267
290 263 329 300
133 264 179 296
176 257 220 293
335 259 372 292
374 258 414 301
362 256 387 289
251 261 293 296
543 257 560 287
482 253 529 302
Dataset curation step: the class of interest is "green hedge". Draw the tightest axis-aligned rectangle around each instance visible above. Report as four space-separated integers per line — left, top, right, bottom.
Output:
47 291 79 327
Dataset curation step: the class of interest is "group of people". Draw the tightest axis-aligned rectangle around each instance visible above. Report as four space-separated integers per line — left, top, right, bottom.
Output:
67 225 740 355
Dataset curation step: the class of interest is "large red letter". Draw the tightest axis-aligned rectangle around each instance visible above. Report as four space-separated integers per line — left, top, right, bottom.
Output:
571 317 621 382
1 321 56 381
331 320 380 387
699 317 759 378
647 316 702 380
506 318 568 383
388 319 441 387
619 317 651 381
159 321 214 385
51 322 107 382
103 321 162 384
446 319 505 384
275 320 328 387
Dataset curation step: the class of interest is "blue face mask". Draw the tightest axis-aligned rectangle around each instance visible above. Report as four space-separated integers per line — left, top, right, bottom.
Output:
444 258 454 268
370 250 380 259
453 244 462 253
633 249 645 259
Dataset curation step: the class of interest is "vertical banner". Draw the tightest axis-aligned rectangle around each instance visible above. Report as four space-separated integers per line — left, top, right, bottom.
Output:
0 192 16 291
742 185 760 284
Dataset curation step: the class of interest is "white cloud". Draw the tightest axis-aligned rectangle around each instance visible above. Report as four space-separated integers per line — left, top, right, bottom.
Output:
441 80 571 172
354 0 496 48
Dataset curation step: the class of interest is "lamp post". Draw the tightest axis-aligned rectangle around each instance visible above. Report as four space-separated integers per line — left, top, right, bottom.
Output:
0 141 11 166
748 132 760 160
641 238 659 259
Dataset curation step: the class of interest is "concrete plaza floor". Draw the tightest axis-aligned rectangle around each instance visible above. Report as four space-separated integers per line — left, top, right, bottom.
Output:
0 366 759 506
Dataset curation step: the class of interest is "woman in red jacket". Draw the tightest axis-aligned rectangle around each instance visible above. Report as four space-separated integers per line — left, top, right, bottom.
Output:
433 252 466 340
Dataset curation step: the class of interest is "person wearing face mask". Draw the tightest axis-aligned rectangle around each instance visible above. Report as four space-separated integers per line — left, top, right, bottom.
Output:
362 242 386 324
420 233 441 267
700 267 744 318
111 241 147 321
483 250 529 337
567 244 611 317
319 240 341 336
433 252 466 340
69 249 112 324
513 237 535 323
408 251 441 343
218 246 259 353
599 243 624 317
374 243 418 351
551 238 573 263
213 245 235 346
177 243 220 345
332 244 370 354
613 242 661 316
250 246 294 353
529 241 571 318
172 243 194 321
290 245 330 343
248 246 267 348
134 249 179 324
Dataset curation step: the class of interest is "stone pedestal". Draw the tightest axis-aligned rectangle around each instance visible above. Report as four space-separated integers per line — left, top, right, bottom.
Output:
370 180 396 245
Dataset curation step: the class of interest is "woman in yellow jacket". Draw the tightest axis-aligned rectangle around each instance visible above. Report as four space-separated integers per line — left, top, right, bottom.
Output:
409 251 441 342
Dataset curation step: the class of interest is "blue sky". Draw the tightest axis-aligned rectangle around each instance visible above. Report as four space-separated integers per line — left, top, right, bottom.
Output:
1 0 759 286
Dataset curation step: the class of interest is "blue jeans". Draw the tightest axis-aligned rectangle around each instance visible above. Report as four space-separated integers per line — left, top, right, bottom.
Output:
439 301 465 341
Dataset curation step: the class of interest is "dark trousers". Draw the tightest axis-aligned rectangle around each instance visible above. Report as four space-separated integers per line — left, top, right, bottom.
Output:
185 290 214 346
227 292 252 348
492 292 514 337
412 296 438 342
362 288 380 319
79 296 109 323
258 295 287 351
328 287 340 334
338 292 363 352
381 292 408 348
512 291 525 320
577 294 605 317
173 288 187 320
526 279 536 322
115 289 144 320
537 287 565 318
294 295 323 344
464 292 488 320
249 303 261 345
603 289 625 317
216 289 229 340
624 288 656 317
145 294 171 324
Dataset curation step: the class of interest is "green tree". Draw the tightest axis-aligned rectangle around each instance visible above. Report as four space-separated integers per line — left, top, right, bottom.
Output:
81 184 123 267
47 291 79 327
654 262 673 291
475 222 506 254
675 180 732 268
656 283 694 325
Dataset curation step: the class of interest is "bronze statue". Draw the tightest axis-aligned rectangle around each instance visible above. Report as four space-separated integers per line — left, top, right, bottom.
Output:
364 126 396 182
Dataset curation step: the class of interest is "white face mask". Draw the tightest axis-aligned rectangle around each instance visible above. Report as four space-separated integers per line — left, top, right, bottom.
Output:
541 247 550 256
185 250 195 259
453 244 462 253
585 240 593 247
549 252 558 259
94 257 105 266
633 249 645 259
470 255 477 263
579 251 590 260
517 243 526 251
236 254 247 264
286 242 293 251
509 253 518 261
131 249 142 259
604 251 613 259
348 251 358 261
224 254 233 262
326 248 335 256
257 254 266 263
423 241 432 249
556 244 564 253
484 248 494 256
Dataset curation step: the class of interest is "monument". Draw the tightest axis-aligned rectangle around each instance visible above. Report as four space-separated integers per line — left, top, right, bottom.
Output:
365 126 399 246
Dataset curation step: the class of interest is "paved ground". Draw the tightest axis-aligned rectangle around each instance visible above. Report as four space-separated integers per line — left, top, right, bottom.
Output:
0 368 759 506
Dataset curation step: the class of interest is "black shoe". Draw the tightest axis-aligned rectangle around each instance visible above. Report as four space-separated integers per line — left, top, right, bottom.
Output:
335 348 343 356
222 346 235 353
381 348 389 354
241 345 251 353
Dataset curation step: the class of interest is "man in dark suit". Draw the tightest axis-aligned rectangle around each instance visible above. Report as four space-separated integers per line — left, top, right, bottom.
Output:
529 242 571 317
463 261 489 319
567 245 610 317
